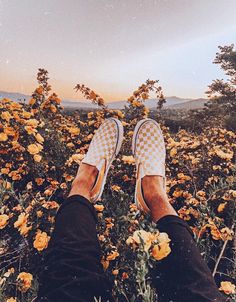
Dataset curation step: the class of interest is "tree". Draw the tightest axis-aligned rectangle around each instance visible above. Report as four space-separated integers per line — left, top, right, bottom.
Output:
206 44 236 119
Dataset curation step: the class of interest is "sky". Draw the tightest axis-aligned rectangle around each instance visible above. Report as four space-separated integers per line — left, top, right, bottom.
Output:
0 0 236 102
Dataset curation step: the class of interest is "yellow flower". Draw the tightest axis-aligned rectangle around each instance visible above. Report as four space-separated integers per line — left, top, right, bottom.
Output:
196 190 206 198
127 230 157 252
6 267 15 276
132 100 142 107
22 111 31 119
27 143 43 155
94 204 104 212
24 126 37 135
141 92 148 100
35 133 44 143
36 210 43 218
170 148 177 157
9 170 22 181
112 269 119 276
101 259 109 270
68 127 80 135
152 232 171 260
98 234 105 241
14 213 32 236
1 167 10 174
111 185 121 192
220 227 234 241
211 227 222 240
70 154 84 164
25 119 39 127
35 178 45 185
87 112 93 119
66 142 74 148
114 110 124 118
17 272 33 292
88 120 95 127
152 241 171 260
6 298 17 302
1 111 12 122
36 86 44 94
122 155 135 165
4 126 16 136
29 98 36 105
215 148 233 160
107 250 119 261
0 132 8 141
219 281 235 295
177 173 191 181
34 154 42 162
33 230 50 252
229 190 236 198
217 202 226 213
0 214 9 229
173 189 183 198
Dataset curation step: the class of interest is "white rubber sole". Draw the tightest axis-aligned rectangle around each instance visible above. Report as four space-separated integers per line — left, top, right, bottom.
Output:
93 117 124 202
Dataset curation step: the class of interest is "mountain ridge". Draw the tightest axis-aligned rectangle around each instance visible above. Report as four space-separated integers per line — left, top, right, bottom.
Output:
0 90 207 110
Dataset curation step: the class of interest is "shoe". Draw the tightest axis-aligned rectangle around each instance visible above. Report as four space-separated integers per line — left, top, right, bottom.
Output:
82 118 124 202
132 118 166 214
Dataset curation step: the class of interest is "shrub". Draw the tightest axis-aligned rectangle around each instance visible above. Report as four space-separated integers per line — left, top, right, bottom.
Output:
0 70 235 301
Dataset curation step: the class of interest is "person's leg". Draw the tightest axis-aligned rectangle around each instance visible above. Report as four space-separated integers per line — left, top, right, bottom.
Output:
37 164 113 302
142 176 226 302
37 118 123 302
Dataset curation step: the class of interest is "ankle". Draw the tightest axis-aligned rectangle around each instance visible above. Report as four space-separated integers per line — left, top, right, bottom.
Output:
142 176 166 207
68 178 91 200
144 190 168 211
141 175 178 222
68 164 98 200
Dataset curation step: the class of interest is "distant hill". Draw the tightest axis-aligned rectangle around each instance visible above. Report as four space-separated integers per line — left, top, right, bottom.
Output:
61 100 98 109
0 91 30 102
167 98 208 110
107 96 192 109
0 91 207 110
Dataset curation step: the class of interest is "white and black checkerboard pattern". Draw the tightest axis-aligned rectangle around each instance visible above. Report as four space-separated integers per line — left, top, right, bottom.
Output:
82 119 118 167
135 121 166 176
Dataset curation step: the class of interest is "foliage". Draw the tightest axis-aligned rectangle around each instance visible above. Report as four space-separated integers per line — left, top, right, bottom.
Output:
207 44 236 111
0 69 235 301
187 44 236 130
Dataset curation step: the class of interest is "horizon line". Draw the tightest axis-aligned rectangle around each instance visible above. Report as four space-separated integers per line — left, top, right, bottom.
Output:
0 89 208 103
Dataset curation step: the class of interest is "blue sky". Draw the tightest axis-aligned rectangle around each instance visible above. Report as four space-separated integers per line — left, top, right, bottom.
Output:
0 0 236 101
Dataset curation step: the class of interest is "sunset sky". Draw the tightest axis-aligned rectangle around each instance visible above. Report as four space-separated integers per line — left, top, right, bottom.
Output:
0 0 236 102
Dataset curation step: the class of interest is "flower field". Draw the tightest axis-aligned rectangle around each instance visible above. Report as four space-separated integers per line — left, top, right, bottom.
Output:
0 70 235 301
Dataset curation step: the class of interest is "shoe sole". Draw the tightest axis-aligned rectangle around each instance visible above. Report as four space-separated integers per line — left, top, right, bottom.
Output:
93 118 124 202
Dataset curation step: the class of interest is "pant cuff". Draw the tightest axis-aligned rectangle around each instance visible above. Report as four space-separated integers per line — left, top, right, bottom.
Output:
57 194 98 223
156 214 194 237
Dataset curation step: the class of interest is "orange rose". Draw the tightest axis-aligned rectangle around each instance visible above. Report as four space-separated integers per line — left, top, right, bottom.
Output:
17 272 33 292
219 281 235 295
27 143 43 155
0 214 9 229
0 132 8 141
33 230 50 251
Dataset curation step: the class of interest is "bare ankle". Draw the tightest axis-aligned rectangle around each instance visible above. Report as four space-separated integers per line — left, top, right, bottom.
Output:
141 175 178 223
68 178 90 200
68 164 98 200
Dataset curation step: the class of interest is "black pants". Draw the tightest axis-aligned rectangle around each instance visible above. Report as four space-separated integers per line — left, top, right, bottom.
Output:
37 195 225 302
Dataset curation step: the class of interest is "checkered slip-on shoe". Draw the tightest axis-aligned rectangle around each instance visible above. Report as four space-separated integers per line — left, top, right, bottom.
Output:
82 118 124 203
132 118 166 214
